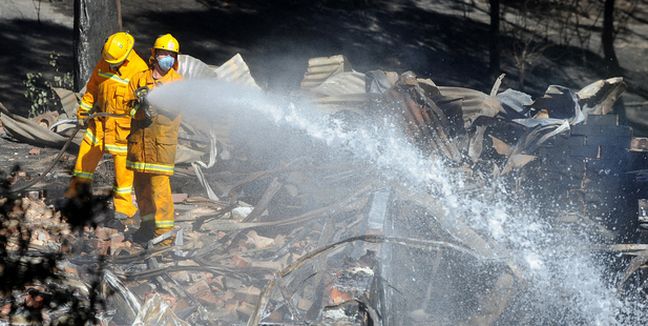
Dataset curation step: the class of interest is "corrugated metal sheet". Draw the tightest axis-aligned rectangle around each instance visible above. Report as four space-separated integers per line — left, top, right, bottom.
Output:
310 71 366 97
438 86 502 128
0 103 72 148
178 53 260 89
212 54 260 89
177 54 219 79
314 93 371 105
385 83 462 162
300 55 351 90
53 87 80 118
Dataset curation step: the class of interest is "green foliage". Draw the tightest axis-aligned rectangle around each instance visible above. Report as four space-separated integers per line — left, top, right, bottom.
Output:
23 52 73 118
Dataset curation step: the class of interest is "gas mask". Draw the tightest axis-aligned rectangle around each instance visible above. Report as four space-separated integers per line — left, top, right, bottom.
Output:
157 56 175 73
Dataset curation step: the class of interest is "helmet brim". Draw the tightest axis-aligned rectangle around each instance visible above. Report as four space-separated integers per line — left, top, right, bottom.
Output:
102 32 135 64
103 48 132 65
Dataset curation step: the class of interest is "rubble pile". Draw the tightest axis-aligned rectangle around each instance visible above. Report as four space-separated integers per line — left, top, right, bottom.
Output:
0 164 388 324
0 53 645 325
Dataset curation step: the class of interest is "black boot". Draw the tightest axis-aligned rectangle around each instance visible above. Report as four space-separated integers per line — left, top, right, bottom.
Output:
129 220 155 245
117 210 141 228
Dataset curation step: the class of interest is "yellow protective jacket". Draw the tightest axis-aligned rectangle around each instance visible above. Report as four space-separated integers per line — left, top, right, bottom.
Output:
78 51 148 155
125 68 183 175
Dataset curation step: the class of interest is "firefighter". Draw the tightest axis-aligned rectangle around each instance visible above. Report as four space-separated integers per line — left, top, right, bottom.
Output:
65 32 148 220
125 34 183 244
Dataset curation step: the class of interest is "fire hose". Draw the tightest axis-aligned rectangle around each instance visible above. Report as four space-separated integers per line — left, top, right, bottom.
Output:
5 88 208 195
4 87 155 195
4 112 131 194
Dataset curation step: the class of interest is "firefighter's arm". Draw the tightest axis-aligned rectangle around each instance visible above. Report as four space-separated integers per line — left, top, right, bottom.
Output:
76 66 99 125
126 77 143 118
126 77 157 124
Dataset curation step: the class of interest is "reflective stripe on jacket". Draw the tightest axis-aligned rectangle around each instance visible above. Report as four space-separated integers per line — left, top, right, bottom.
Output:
125 68 183 175
77 51 148 154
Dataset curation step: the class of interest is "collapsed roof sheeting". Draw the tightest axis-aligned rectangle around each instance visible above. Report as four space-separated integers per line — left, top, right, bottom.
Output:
498 88 533 116
179 53 260 89
179 53 261 91
309 71 366 97
177 54 219 79
297 54 629 172
437 86 502 128
53 87 80 118
366 70 399 94
212 54 260 90
577 77 626 116
301 55 352 90
530 85 584 122
0 102 74 148
298 56 371 113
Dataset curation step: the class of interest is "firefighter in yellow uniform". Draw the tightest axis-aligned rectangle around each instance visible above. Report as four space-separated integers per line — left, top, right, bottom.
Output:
125 34 183 243
66 32 148 219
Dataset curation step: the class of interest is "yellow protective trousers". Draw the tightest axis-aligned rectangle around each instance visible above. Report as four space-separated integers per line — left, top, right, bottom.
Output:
133 172 174 235
66 137 138 218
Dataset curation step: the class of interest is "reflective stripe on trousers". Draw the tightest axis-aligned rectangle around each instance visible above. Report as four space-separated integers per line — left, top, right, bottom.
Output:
126 160 175 175
83 128 101 146
66 140 137 217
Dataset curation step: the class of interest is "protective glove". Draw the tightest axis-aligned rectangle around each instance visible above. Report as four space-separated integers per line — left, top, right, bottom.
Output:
77 118 87 128
77 110 89 128
134 86 156 124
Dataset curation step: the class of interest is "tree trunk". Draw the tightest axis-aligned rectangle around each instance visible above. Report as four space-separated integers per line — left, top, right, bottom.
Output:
602 0 619 74
489 0 500 73
116 0 123 30
73 0 119 91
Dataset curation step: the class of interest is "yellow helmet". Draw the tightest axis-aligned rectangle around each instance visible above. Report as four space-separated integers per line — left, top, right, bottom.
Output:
153 34 180 53
102 32 134 64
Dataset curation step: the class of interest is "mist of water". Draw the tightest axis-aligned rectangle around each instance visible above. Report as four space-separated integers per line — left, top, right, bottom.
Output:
148 79 645 325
